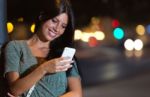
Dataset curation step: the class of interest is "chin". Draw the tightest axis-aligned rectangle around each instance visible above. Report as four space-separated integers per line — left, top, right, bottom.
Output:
47 36 57 41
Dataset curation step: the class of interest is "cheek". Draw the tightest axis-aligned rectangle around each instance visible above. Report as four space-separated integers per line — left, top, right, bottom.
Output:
41 24 46 31
59 30 65 36
42 24 49 32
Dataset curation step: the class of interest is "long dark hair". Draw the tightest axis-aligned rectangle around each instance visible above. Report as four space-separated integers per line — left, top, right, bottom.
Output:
34 0 75 59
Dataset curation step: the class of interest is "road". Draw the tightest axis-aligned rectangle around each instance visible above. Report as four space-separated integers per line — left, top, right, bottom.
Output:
76 46 150 97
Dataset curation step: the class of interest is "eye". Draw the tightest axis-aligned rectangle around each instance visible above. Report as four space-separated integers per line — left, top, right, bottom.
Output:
62 25 67 29
51 18 57 23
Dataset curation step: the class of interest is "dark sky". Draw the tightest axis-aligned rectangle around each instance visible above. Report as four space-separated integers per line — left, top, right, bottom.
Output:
7 0 150 26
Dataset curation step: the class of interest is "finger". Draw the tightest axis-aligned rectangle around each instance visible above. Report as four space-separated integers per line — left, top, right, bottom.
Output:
61 60 74 63
55 57 68 65
57 60 74 66
56 64 72 72
7 93 15 97
61 68 68 72
57 67 68 72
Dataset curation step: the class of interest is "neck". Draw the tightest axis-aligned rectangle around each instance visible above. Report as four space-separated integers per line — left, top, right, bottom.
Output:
27 34 50 49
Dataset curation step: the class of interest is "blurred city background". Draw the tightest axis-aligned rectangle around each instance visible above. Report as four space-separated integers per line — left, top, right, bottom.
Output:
1 0 150 97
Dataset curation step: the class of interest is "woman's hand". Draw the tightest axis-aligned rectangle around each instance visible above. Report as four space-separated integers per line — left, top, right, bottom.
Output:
42 57 73 74
7 92 16 97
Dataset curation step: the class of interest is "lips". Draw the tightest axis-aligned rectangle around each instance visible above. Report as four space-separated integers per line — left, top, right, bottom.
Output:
48 28 57 38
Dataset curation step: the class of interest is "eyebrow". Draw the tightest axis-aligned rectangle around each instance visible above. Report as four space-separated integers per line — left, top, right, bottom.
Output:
55 17 67 26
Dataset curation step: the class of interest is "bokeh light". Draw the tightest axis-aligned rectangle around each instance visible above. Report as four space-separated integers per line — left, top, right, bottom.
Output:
134 39 143 51
124 39 134 51
74 29 83 40
7 22 14 33
30 23 36 33
94 31 105 40
112 19 120 28
113 27 124 40
88 37 98 47
17 17 24 22
134 50 143 58
81 32 91 42
146 24 150 34
136 25 145 35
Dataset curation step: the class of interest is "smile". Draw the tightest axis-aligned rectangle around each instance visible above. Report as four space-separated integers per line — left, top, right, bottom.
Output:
48 29 57 38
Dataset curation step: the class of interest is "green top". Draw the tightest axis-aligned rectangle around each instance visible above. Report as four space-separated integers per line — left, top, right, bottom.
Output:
4 40 80 97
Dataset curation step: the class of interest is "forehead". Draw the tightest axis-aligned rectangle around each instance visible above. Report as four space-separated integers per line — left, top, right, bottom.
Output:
55 13 68 20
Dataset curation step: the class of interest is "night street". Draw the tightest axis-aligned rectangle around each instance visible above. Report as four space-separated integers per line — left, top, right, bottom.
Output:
76 45 150 97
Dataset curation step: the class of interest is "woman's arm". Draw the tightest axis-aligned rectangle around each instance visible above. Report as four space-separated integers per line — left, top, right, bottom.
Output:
60 77 82 97
6 57 72 96
6 64 47 96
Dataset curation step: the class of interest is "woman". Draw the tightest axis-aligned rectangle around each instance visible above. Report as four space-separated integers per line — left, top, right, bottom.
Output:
4 0 82 97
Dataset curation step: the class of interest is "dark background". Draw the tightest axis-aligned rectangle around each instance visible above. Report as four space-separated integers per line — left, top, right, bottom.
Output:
7 0 150 26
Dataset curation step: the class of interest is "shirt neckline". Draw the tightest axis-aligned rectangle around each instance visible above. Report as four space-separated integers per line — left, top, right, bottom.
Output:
23 40 48 59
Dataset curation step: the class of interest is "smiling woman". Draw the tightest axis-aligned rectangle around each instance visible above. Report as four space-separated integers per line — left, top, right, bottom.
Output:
4 0 82 97
40 13 68 42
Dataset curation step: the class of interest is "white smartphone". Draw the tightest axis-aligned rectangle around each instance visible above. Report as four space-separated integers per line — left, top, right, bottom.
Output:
61 47 76 61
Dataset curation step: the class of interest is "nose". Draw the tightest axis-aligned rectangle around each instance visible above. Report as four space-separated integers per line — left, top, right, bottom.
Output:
53 23 60 33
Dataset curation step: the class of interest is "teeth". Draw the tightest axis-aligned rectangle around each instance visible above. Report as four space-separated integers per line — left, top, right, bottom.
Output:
51 32 56 36
49 31 56 37
48 28 57 38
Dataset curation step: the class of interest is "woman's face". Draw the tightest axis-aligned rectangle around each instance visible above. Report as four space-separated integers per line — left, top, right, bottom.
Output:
41 13 68 41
